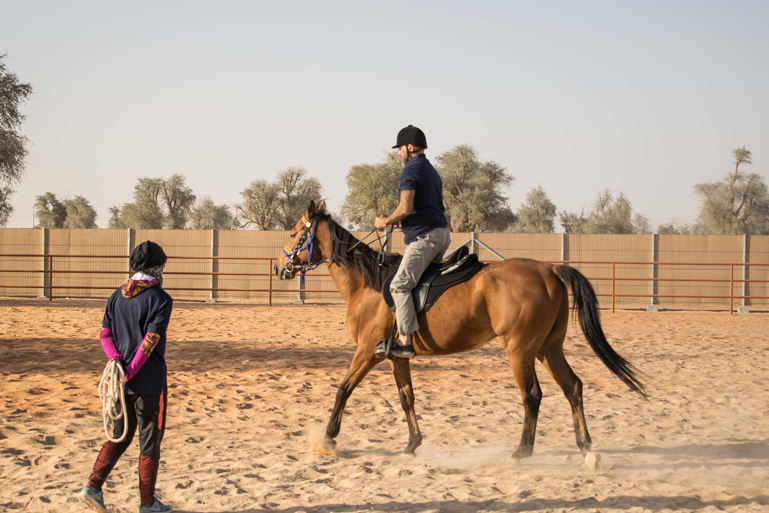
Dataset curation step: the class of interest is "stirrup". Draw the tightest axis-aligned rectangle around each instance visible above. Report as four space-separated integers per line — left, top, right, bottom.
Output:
375 324 398 360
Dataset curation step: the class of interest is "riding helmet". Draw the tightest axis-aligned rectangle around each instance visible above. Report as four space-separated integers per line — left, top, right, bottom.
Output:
392 125 427 149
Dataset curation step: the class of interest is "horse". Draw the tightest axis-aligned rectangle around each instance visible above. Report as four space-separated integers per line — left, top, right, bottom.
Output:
274 201 646 468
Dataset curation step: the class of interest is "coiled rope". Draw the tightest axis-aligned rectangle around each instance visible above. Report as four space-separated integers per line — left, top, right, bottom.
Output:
99 359 128 443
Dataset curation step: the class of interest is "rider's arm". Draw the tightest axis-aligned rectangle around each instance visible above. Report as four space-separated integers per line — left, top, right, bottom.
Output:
100 328 122 361
376 189 415 229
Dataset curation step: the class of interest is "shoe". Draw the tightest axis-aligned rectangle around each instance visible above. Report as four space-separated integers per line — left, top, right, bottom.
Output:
78 486 107 513
140 497 173 512
390 343 415 358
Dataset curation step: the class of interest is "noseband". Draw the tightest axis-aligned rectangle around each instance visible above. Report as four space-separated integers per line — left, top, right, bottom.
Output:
281 214 329 276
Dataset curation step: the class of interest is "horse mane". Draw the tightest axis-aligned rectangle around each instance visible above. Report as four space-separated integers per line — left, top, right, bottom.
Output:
317 212 401 291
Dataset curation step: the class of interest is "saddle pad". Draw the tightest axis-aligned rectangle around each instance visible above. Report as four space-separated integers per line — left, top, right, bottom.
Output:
382 252 485 317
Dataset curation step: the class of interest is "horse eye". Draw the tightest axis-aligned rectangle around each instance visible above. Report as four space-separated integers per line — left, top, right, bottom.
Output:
289 232 296 237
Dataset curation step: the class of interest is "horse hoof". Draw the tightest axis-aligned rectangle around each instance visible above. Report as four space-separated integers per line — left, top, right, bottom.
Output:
400 450 417 458
310 437 337 456
584 451 602 472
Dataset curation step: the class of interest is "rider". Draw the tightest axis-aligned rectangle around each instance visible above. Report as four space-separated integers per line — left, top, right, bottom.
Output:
78 241 174 513
375 125 450 358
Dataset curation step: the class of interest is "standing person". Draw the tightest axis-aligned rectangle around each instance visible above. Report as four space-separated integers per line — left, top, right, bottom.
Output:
375 125 451 358
78 241 174 513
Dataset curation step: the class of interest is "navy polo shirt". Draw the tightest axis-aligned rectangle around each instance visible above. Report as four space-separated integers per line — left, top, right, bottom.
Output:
102 284 173 395
398 154 448 244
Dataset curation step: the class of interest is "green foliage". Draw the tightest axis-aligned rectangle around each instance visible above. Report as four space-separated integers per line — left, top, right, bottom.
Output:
236 180 282 230
340 152 401 230
111 175 196 229
189 196 234 230
35 192 97 228
63 196 98 228
0 186 13 227
0 54 33 227
276 167 322 229
0 54 33 188
515 186 557 233
434 144 516 232
236 167 322 230
694 147 769 235
34 192 67 228
161 174 196 229
560 190 647 234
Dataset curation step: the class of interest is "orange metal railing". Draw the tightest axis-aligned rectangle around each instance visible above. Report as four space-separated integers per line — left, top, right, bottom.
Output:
1 254 769 314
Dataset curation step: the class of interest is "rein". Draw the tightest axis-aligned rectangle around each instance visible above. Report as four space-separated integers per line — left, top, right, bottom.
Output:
348 226 393 267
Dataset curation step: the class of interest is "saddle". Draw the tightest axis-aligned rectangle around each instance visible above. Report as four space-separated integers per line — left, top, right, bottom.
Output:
382 245 485 317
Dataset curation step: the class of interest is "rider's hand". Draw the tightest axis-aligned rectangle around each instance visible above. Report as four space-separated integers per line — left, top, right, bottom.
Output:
374 216 389 230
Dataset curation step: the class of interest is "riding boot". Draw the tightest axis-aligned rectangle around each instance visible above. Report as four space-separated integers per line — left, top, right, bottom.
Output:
88 442 123 491
139 456 159 507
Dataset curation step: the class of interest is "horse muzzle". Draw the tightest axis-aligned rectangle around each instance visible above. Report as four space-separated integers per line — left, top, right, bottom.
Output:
273 262 295 281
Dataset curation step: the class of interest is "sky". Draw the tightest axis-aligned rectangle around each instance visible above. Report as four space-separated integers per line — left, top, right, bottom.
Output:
1 0 768 229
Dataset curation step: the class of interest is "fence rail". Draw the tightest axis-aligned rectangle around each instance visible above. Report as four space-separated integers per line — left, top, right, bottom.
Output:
1 253 768 314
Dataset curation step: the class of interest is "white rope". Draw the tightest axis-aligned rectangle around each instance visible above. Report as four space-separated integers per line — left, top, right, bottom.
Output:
99 359 128 443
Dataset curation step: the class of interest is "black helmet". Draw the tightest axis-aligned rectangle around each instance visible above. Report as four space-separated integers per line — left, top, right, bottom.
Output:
392 125 427 149
130 241 167 272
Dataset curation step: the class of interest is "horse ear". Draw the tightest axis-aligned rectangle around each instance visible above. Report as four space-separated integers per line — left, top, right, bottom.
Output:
317 200 327 213
305 201 316 220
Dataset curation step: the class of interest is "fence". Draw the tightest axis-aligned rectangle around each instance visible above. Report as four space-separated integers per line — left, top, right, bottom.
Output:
2 229 769 312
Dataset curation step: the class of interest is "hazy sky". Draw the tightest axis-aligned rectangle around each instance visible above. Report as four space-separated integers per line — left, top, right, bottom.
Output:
2 0 767 229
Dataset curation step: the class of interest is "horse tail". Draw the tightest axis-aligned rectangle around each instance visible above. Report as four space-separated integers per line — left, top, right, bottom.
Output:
555 265 648 399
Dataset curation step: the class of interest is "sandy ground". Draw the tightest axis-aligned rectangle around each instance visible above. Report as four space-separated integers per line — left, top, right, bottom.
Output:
1 299 769 513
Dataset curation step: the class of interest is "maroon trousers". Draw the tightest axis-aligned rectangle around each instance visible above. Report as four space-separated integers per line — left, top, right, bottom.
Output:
88 390 166 507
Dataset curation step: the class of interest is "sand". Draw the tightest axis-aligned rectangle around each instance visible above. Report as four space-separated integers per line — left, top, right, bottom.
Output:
1 298 768 512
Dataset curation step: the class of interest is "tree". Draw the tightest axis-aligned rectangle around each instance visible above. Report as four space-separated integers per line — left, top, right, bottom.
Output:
111 175 197 229
559 210 588 234
275 167 323 229
340 152 401 230
118 178 164 229
0 187 13 227
161 174 196 229
63 196 98 228
34 192 67 228
235 180 282 230
515 186 557 233
632 213 652 235
235 168 323 230
434 144 516 232
694 147 769 234
559 190 645 234
108 206 127 229
0 54 34 226
189 196 234 230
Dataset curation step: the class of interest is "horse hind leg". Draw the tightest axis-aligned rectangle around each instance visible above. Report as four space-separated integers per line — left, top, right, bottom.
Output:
391 358 422 454
539 341 595 465
503 345 543 460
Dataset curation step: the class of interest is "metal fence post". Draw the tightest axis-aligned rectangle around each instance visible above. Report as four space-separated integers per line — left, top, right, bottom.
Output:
471 232 476 255
206 229 217 303
39 228 49 298
127 229 135 279
560 233 565 263
647 233 659 312
739 234 749 313
294 274 306 305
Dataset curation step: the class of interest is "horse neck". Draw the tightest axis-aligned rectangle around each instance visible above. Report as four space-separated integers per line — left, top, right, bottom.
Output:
316 221 366 304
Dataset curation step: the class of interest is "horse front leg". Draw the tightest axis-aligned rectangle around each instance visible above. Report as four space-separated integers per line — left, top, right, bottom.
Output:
318 346 380 454
391 358 422 454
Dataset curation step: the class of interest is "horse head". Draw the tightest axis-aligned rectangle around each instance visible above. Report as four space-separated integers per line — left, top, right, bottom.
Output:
274 200 328 280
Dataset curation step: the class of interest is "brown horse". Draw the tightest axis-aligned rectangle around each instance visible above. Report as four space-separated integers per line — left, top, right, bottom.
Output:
275 201 646 468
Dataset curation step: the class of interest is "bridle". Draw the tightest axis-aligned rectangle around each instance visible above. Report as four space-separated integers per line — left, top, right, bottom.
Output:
281 214 329 277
